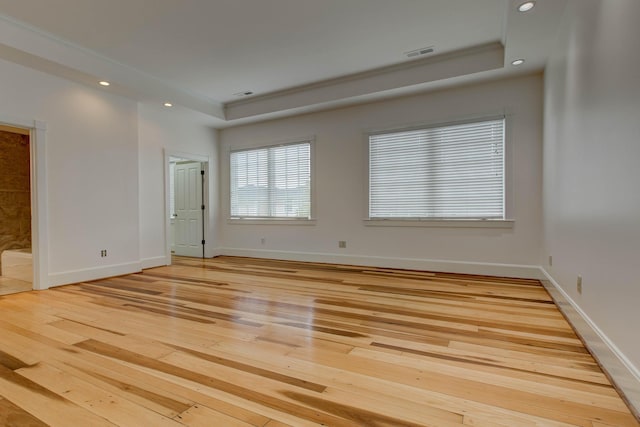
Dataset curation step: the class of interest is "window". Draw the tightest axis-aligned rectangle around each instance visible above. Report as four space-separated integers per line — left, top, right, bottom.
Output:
368 118 504 220
230 141 311 219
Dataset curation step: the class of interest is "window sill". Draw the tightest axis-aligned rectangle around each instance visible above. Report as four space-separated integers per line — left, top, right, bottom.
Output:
364 219 514 229
228 218 317 226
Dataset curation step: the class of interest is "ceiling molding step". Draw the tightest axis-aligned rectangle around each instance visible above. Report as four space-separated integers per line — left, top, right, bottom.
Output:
0 14 225 119
224 42 505 121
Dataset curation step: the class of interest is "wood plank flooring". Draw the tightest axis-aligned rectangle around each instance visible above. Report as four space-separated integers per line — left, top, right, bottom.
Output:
0 256 637 426
0 276 32 296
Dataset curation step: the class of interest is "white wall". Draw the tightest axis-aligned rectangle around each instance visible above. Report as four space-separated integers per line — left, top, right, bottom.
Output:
138 104 219 267
219 74 543 275
543 0 640 391
0 58 140 285
0 57 219 284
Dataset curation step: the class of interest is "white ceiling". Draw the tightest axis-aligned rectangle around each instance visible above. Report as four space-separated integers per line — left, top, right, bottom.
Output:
0 0 567 127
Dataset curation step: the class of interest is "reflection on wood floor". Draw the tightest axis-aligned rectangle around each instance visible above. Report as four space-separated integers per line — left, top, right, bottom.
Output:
0 275 31 296
0 256 637 426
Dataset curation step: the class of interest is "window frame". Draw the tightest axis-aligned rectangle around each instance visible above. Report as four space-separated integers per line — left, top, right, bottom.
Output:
364 115 514 228
228 137 316 224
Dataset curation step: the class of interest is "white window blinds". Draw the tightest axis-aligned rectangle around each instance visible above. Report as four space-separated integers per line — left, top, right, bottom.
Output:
230 141 311 219
369 118 504 219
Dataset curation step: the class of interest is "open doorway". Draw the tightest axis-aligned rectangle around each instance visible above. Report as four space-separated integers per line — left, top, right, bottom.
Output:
166 152 209 262
0 125 32 295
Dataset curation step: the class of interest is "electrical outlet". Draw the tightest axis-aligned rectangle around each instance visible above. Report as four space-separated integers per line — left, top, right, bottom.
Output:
100 249 107 257
338 241 347 249
577 275 582 294
548 255 553 266
260 237 266 245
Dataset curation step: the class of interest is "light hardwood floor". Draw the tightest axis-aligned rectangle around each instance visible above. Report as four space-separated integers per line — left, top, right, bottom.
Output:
0 275 32 296
0 256 637 426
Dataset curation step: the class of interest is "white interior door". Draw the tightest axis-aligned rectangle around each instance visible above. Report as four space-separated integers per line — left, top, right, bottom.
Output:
174 161 203 257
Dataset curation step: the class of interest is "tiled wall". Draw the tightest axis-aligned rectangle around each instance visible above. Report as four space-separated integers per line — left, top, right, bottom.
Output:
0 130 31 271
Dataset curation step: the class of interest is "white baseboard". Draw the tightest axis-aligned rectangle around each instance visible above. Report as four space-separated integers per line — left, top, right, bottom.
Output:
141 256 168 269
539 268 640 419
217 247 543 279
47 261 142 288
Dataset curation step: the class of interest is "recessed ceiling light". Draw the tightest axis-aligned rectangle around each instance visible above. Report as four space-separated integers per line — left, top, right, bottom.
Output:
518 1 535 12
164 102 173 107
99 81 110 86
511 59 525 66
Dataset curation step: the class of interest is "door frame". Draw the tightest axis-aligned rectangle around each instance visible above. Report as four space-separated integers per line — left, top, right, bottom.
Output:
164 149 210 265
0 115 49 290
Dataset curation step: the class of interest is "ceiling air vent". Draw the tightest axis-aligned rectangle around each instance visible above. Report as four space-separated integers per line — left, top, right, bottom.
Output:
233 91 254 97
405 46 435 58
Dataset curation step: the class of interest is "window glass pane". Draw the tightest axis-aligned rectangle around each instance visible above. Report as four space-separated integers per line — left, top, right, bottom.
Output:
231 142 311 218
369 119 504 219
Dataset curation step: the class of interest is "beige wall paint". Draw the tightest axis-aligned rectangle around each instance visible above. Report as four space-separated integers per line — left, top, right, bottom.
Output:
543 0 640 382
137 104 219 266
219 74 543 270
0 57 140 284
